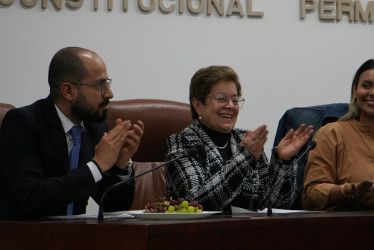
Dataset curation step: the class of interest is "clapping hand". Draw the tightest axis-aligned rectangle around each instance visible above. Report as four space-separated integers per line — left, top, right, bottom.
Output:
93 120 132 172
115 120 144 169
240 125 268 161
276 124 314 161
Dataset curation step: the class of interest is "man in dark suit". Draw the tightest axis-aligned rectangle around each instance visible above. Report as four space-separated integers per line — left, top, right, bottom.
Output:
0 47 144 220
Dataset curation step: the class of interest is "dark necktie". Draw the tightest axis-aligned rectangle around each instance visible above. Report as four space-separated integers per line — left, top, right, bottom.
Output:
67 125 82 215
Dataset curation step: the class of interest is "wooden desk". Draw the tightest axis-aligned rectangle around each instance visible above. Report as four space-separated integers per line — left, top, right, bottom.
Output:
1 211 374 250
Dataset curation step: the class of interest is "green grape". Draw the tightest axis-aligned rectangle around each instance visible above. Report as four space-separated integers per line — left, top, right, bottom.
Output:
187 206 195 213
180 200 189 208
180 208 188 213
168 205 175 213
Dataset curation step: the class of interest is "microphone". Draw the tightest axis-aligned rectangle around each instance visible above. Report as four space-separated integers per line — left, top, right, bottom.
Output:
266 141 317 216
97 148 198 220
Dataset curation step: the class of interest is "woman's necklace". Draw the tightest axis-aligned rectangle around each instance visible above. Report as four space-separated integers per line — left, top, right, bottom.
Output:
215 141 228 149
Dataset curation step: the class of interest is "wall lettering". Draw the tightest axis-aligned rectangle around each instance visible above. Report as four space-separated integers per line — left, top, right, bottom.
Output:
0 0 264 18
0 0 372 23
300 0 374 22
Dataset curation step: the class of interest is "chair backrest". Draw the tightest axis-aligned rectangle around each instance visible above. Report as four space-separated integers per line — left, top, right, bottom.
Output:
107 99 193 162
106 99 194 210
0 103 15 129
273 103 349 209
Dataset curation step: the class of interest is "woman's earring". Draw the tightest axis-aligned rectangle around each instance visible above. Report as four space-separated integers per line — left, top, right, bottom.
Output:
354 97 357 102
198 114 203 120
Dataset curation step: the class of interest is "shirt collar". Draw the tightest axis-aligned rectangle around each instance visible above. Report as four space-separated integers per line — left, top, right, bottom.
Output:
54 104 84 134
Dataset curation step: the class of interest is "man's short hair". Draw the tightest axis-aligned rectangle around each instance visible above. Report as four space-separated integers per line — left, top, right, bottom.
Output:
48 47 95 100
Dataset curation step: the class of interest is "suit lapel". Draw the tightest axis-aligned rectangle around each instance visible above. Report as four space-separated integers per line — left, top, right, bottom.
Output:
80 121 106 166
79 129 94 166
43 96 70 171
42 96 107 171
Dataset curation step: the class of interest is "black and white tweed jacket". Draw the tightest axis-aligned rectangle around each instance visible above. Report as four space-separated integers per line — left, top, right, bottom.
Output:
165 120 298 211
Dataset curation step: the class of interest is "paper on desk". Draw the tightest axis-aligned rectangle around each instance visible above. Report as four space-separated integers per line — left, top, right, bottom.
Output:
45 211 133 220
231 206 312 214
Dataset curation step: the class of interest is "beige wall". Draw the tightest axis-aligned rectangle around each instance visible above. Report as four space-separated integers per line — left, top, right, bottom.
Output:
0 0 371 157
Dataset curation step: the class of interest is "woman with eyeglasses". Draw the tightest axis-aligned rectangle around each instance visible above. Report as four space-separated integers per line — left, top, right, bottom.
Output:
165 65 313 213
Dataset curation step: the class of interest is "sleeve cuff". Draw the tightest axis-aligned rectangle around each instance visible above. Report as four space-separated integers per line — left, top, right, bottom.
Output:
113 159 133 177
272 147 293 164
87 161 103 182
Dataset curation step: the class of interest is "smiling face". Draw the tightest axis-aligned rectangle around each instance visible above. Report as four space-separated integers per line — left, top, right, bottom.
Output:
354 68 374 124
192 80 239 133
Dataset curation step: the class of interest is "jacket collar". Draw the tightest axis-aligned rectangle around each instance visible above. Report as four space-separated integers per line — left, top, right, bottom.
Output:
43 96 70 170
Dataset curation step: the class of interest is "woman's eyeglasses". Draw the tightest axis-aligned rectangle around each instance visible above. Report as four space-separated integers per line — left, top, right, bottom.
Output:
204 93 245 110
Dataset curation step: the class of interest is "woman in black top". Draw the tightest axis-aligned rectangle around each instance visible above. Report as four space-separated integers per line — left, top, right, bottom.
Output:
165 65 313 212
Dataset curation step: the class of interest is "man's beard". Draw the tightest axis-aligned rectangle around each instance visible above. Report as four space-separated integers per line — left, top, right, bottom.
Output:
71 92 109 123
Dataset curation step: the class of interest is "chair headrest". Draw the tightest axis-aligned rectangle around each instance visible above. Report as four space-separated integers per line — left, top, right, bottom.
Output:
107 99 194 162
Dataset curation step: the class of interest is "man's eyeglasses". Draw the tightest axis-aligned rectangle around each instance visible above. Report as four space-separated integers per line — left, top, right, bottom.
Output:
204 93 245 110
70 79 112 96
